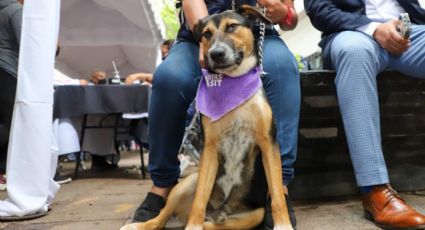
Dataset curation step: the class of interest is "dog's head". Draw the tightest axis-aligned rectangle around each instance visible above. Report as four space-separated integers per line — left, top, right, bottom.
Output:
193 5 271 77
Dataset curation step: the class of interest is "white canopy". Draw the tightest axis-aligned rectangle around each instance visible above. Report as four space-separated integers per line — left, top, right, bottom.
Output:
56 0 165 78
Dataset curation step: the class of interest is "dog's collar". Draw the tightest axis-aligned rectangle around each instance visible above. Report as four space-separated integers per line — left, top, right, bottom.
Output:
196 67 262 122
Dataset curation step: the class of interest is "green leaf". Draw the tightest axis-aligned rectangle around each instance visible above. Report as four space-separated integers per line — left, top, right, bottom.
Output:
160 1 179 39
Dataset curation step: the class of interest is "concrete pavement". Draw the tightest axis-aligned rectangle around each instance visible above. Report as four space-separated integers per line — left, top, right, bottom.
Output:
1 152 425 230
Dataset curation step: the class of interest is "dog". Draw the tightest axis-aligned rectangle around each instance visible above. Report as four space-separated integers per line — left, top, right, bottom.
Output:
121 5 293 230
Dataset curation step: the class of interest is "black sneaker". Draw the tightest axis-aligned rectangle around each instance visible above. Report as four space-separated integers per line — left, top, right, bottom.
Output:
260 194 297 230
54 173 72 184
132 192 166 223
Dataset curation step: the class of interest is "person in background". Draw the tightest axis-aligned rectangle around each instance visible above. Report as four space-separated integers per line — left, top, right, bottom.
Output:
125 39 174 86
0 0 23 191
305 0 425 229
90 70 106 84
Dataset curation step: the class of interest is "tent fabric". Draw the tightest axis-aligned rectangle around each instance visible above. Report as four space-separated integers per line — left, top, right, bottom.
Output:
0 0 61 216
56 0 164 80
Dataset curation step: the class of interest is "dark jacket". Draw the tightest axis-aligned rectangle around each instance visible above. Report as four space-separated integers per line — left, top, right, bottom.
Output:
0 0 22 77
304 0 425 68
177 0 257 42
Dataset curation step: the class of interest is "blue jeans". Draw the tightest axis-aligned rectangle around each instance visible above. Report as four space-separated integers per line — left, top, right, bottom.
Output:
329 25 425 187
149 35 300 188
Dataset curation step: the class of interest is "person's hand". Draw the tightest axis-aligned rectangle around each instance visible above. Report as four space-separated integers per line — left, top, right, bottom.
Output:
257 0 288 23
91 71 106 84
125 73 153 85
373 19 410 55
79 79 89 85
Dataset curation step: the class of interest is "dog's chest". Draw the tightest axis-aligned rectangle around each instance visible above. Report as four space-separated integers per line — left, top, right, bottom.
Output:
216 116 255 200
208 90 268 202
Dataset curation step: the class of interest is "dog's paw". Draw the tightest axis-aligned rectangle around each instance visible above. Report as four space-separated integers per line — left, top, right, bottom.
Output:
206 210 227 223
120 222 159 230
273 224 293 230
120 223 140 230
185 224 203 230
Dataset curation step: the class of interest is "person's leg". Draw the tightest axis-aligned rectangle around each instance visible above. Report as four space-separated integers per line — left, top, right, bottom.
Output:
331 31 425 229
148 41 201 188
390 25 425 78
262 35 300 186
261 34 300 229
132 41 201 222
330 31 390 187
0 69 17 175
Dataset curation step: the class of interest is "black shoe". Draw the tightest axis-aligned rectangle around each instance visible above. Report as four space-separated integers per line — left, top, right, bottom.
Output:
132 192 166 223
91 155 118 172
54 173 72 184
260 194 297 230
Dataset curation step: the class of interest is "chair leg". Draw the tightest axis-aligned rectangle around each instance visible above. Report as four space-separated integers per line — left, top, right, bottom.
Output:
74 151 82 179
139 147 146 179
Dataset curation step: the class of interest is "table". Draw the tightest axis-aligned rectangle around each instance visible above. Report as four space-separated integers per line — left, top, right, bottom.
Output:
53 84 151 178
54 84 150 119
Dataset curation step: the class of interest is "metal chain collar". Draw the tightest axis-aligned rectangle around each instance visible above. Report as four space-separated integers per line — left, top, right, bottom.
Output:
232 0 267 77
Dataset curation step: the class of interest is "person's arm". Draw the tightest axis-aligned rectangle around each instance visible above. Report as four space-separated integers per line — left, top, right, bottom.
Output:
10 6 23 45
304 0 409 55
304 0 372 35
125 73 153 85
258 0 298 30
182 0 209 31
183 0 209 67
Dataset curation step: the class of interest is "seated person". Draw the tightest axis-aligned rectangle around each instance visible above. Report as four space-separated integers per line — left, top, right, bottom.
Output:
90 70 106 85
305 0 425 229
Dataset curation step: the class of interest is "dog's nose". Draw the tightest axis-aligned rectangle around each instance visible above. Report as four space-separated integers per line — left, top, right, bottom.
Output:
210 48 226 62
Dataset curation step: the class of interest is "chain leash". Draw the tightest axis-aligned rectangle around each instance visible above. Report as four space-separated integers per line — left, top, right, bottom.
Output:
258 5 267 78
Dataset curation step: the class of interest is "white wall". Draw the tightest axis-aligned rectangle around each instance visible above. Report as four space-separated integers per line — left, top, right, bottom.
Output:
280 11 322 57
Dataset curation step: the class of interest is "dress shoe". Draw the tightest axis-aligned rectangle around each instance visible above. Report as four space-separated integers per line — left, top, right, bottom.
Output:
363 185 425 230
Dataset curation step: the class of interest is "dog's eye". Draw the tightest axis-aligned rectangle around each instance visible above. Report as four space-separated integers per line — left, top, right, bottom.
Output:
202 30 212 39
226 23 240 33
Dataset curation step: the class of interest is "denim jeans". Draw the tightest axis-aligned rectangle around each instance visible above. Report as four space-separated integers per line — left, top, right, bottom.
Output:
148 35 300 188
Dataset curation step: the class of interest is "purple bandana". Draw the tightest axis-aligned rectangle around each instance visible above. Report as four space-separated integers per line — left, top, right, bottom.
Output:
196 67 262 121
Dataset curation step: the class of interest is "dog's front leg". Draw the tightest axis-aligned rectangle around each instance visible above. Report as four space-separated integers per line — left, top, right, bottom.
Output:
186 139 219 230
258 138 293 230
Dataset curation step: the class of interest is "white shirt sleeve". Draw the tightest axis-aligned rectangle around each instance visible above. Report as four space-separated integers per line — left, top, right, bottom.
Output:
356 22 382 37
53 69 81 86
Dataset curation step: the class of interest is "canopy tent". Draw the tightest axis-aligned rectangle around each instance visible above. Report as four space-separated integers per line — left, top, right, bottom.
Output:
56 0 165 79
0 0 164 218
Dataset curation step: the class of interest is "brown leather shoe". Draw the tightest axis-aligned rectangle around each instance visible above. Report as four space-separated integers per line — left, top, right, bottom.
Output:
363 185 425 230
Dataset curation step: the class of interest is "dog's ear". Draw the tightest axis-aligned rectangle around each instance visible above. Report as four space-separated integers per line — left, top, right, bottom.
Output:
192 16 210 43
236 5 272 24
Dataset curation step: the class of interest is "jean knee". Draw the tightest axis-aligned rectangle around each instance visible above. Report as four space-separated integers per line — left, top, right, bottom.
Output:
331 32 380 66
153 63 198 98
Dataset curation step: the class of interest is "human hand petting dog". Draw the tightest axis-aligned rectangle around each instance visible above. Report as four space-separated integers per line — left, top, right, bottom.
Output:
373 19 410 55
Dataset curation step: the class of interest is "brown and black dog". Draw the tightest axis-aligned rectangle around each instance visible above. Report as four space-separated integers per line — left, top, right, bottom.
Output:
121 5 292 230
